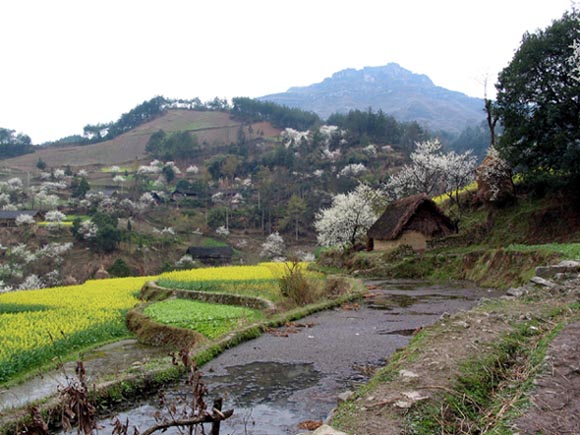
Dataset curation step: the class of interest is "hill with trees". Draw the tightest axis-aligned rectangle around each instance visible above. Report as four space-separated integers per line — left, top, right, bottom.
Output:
0 75 488 290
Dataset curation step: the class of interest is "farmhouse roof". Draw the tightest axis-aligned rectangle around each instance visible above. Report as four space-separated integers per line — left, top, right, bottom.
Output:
172 185 198 196
0 210 41 220
186 246 234 259
367 194 454 240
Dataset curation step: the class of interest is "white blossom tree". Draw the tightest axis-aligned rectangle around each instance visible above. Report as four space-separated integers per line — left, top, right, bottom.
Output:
45 210 67 229
315 184 385 250
186 165 200 175
386 139 446 198
385 139 477 225
339 163 367 178
35 191 60 210
15 214 36 226
78 220 98 240
569 16 580 82
18 274 44 290
440 150 477 224
139 192 156 207
215 226 230 237
476 146 514 204
53 169 66 180
0 193 11 208
175 255 197 270
0 280 13 293
260 232 286 260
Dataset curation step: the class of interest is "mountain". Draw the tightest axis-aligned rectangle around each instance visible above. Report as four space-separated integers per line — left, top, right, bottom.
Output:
259 63 485 134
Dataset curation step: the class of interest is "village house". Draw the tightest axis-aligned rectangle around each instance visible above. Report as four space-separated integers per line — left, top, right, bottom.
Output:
0 210 44 227
367 194 455 252
186 246 234 265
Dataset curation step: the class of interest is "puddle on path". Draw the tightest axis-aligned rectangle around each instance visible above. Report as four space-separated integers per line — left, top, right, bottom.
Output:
95 362 326 435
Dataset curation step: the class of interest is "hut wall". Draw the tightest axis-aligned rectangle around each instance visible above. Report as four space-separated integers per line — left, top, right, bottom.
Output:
373 231 428 252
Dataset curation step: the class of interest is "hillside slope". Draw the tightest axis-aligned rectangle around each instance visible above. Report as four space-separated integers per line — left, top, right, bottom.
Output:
259 63 485 134
0 110 281 172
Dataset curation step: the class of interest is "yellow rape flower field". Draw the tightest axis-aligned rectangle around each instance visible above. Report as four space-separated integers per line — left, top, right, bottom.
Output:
0 262 317 384
159 262 312 283
157 262 320 303
0 276 155 383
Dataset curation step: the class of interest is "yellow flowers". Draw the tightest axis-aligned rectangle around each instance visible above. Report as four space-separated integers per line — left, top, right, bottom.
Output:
0 276 153 383
432 182 478 205
0 263 317 383
159 261 313 283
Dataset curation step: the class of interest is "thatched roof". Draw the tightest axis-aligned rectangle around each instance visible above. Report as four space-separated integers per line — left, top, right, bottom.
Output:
367 194 455 241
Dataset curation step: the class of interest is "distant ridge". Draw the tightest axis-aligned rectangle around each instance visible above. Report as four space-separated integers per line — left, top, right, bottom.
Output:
259 63 485 133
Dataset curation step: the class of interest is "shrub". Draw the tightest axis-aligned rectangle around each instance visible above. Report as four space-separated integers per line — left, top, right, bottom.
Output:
107 258 132 277
278 260 315 305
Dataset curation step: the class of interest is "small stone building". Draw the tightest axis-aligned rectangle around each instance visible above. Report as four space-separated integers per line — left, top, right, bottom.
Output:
367 194 455 252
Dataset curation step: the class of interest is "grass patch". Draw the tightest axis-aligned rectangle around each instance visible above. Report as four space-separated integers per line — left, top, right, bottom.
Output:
506 242 580 259
143 299 264 339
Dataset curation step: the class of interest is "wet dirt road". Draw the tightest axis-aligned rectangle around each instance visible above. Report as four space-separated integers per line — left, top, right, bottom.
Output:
96 280 502 435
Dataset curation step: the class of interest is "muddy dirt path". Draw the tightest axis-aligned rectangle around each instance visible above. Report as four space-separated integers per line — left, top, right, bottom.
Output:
94 281 502 435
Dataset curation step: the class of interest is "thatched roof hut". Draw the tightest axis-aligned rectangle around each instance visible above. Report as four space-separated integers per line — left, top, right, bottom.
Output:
367 194 455 252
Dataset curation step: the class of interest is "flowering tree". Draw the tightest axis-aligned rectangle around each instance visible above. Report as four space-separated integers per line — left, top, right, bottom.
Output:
215 226 230 237
18 274 45 290
476 146 514 204
315 184 385 250
0 193 10 208
260 232 286 259
440 150 477 223
385 139 477 224
45 210 67 229
186 165 199 175
15 214 36 226
35 191 60 210
175 255 197 270
386 139 446 198
0 242 72 290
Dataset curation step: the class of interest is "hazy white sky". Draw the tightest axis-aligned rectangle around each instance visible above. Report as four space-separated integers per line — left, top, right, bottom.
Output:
0 0 573 144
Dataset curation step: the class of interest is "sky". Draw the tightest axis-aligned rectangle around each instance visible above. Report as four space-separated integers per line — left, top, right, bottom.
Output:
0 0 574 144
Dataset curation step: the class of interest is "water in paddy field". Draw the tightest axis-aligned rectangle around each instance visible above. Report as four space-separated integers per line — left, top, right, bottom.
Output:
86 281 501 435
0 340 168 412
